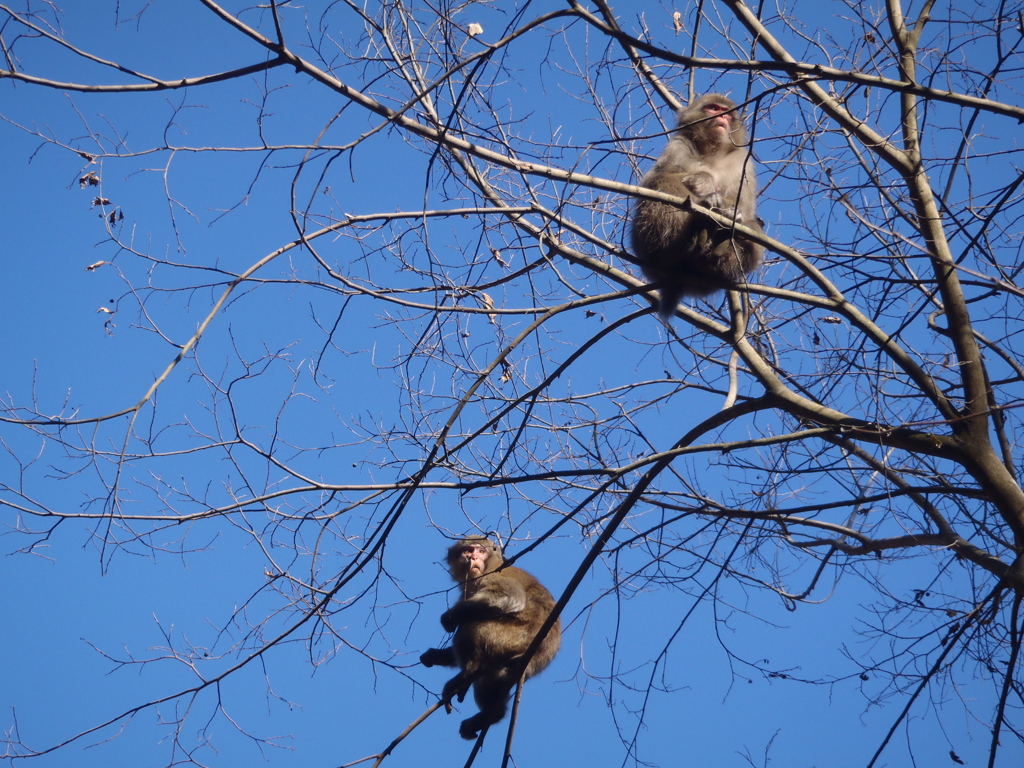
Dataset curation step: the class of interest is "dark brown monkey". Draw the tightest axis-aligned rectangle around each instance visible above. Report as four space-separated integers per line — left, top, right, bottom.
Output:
420 536 561 740
631 93 764 318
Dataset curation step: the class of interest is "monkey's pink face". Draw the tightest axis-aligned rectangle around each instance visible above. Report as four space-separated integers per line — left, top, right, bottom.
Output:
455 543 492 578
702 102 735 136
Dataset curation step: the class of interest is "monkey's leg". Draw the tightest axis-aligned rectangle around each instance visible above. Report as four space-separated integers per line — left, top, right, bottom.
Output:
440 670 475 714
459 675 512 740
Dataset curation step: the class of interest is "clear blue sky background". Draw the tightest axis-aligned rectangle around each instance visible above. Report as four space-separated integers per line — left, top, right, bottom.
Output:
1 2 1016 767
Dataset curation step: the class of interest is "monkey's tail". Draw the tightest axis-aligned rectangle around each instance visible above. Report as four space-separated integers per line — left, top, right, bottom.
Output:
657 285 684 320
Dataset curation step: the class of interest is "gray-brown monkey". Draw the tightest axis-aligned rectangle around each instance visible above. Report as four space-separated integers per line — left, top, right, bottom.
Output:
420 536 561 740
631 93 764 318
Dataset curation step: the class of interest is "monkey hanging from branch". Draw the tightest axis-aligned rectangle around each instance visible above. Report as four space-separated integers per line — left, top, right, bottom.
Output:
631 93 765 319
420 536 561 740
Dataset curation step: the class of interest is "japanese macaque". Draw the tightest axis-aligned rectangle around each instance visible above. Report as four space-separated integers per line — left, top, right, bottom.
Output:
420 536 561 740
630 93 764 318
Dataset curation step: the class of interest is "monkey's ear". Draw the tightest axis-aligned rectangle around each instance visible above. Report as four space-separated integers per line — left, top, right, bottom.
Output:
486 531 506 554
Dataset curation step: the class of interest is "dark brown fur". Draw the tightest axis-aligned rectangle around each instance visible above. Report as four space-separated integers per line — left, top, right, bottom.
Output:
631 94 764 318
420 536 561 740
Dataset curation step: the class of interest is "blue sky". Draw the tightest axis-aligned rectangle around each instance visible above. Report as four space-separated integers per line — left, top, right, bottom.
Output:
2 2 1022 767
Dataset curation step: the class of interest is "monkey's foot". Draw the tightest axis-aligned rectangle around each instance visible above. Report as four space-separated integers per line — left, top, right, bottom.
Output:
459 719 481 740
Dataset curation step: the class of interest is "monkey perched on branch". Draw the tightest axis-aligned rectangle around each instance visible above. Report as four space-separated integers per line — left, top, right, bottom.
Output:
420 536 561 740
631 93 764 318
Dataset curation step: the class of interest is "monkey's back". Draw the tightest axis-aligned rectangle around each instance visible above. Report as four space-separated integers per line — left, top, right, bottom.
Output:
453 566 561 679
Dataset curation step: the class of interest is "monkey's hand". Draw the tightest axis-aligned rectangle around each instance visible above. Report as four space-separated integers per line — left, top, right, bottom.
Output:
681 171 719 201
706 195 748 225
440 608 460 633
707 192 727 211
712 208 744 224
420 646 457 668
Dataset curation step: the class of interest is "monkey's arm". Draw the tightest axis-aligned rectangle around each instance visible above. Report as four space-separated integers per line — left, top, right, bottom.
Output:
680 171 719 203
420 646 458 668
421 647 469 711
645 169 724 211
440 576 528 632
